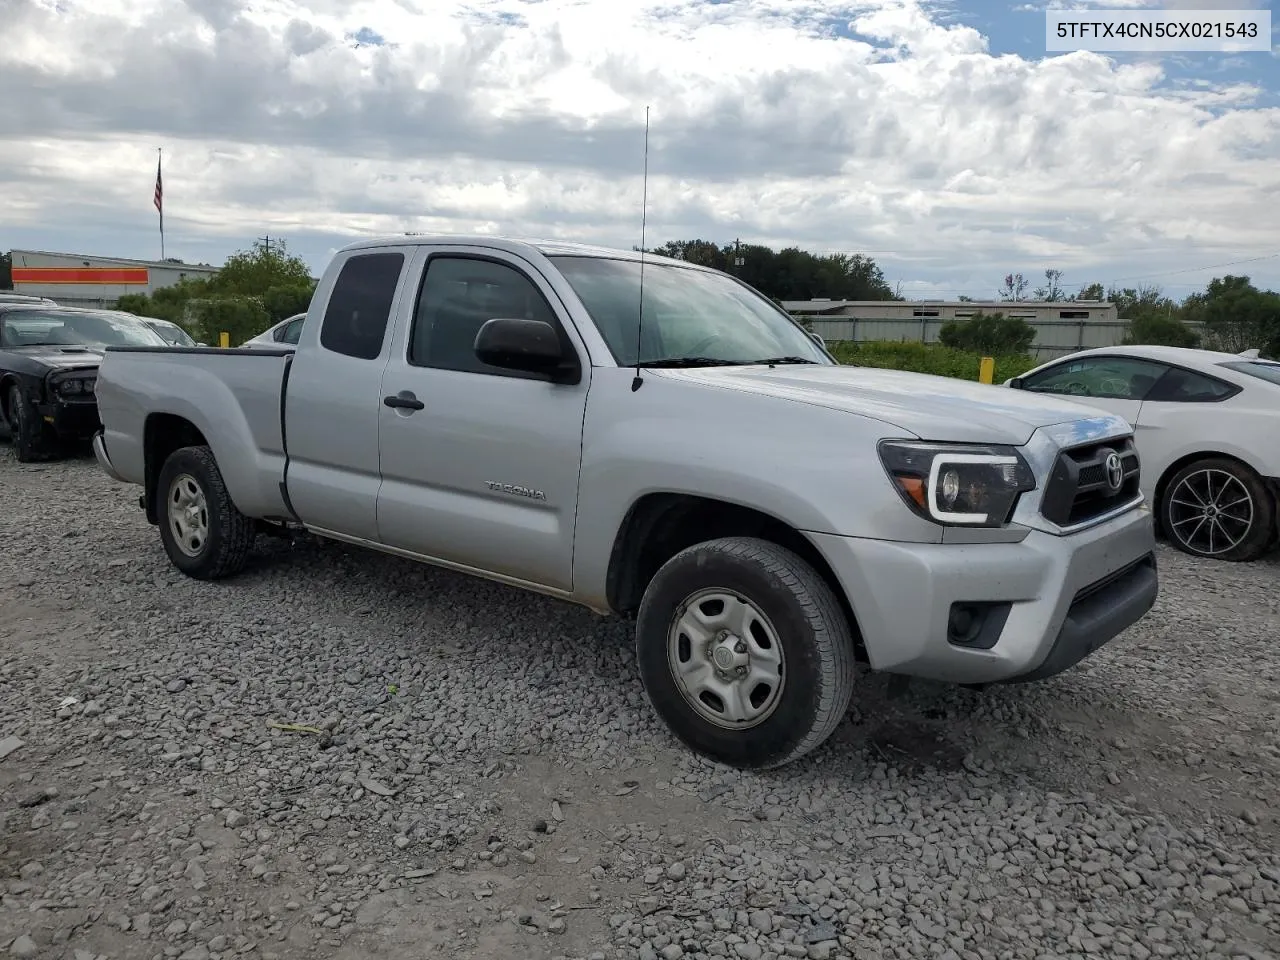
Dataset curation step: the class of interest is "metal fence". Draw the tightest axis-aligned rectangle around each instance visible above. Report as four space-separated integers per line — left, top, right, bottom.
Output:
802 315 1206 360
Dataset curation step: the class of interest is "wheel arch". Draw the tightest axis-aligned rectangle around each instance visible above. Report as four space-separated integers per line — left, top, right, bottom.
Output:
604 492 867 660
0 372 37 422
0 374 16 423
143 413 210 524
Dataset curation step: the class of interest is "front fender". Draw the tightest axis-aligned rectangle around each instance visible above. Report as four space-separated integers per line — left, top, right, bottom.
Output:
569 369 941 608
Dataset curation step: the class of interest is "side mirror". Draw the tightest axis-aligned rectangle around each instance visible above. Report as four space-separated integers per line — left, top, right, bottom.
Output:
807 330 826 348
1007 377 1024 389
474 318 577 381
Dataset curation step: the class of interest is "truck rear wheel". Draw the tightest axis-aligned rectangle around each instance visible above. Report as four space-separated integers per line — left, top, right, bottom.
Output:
156 445 256 580
635 536 857 769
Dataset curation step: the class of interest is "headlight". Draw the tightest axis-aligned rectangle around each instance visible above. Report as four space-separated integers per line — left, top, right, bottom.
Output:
54 376 97 396
877 440 1037 527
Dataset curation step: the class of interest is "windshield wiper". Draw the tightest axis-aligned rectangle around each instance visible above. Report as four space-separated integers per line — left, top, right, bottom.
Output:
637 357 744 368
753 356 819 365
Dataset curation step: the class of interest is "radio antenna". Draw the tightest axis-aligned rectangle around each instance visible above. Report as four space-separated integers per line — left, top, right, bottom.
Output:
631 105 651 392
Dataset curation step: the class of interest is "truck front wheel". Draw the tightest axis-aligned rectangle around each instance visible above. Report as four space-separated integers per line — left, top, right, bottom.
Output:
635 536 857 769
156 445 256 580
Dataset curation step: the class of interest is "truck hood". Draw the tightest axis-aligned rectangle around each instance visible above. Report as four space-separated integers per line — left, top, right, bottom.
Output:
652 363 1117 446
6 345 103 368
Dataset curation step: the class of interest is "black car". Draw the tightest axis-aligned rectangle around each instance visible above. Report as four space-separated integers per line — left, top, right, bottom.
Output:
0 305 168 461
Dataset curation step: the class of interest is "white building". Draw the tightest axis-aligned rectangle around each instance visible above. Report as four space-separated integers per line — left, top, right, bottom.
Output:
8 249 220 309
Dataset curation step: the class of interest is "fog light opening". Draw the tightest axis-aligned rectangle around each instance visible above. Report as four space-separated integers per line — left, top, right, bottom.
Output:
948 603 984 645
946 600 1012 650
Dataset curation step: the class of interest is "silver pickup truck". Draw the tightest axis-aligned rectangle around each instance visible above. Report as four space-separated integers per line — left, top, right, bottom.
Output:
92 236 1159 768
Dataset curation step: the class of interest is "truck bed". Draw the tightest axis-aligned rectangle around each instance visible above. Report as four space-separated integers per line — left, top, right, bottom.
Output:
95 346 296 521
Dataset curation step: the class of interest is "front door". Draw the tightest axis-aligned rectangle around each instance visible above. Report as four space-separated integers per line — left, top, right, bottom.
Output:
1018 354 1172 427
374 248 591 592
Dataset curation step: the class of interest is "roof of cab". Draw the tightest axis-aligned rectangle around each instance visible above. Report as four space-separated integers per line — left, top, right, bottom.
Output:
331 234 710 271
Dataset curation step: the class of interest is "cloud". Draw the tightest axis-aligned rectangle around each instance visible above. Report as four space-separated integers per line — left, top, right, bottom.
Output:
1 0 1278 298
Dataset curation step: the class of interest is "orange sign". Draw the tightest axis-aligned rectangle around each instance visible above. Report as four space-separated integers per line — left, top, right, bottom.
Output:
12 266 150 285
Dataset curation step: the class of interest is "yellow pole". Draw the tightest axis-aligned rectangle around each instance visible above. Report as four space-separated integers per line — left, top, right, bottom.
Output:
219 331 230 348
978 356 995 384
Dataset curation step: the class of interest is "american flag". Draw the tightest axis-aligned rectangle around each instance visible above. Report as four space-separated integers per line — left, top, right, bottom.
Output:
153 153 163 213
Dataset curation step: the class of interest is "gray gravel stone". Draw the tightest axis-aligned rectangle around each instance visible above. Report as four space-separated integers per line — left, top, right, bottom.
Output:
1 450 1278 960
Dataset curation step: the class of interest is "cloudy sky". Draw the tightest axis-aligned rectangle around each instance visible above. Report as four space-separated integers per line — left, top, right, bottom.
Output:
2 0 1278 300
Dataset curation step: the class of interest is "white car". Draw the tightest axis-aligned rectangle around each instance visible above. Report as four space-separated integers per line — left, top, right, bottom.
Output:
241 313 305 351
140 317 202 348
1006 344 1280 561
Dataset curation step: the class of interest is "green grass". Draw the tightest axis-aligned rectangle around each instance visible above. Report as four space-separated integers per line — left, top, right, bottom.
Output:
827 340 1040 383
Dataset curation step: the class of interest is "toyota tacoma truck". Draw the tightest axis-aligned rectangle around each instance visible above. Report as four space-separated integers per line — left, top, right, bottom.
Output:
91 236 1159 769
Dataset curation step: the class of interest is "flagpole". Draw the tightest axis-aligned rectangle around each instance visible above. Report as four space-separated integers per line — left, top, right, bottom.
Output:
156 147 165 260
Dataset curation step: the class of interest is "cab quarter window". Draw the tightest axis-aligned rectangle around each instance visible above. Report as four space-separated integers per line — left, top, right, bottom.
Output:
1145 366 1238 402
319 252 405 360
410 256 564 375
1022 356 1169 400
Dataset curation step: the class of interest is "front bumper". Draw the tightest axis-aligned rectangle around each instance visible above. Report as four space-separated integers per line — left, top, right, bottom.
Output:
807 502 1159 685
36 399 100 439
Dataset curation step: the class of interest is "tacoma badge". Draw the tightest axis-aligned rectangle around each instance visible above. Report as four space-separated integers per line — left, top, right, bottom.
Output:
485 481 547 501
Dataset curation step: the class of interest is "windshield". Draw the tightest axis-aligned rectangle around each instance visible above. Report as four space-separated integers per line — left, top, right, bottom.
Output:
548 256 831 367
1219 360 1280 387
0 310 169 349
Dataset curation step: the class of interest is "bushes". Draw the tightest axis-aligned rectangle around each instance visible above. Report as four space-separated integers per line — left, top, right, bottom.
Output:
938 311 1036 355
115 290 205 342
261 284 314 324
1123 314 1200 349
828 340 1038 382
186 296 271 348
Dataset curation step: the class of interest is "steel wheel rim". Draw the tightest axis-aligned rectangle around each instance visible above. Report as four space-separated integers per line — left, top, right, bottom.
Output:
666 588 786 730
167 473 210 558
1167 468 1254 556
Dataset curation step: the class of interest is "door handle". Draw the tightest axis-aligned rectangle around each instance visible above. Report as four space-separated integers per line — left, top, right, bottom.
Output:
383 393 425 411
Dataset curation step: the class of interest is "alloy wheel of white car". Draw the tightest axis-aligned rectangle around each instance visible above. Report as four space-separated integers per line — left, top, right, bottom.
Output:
1159 457 1275 562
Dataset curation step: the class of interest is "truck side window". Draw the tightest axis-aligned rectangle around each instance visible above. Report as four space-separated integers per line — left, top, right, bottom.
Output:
319 252 404 360
410 256 562 375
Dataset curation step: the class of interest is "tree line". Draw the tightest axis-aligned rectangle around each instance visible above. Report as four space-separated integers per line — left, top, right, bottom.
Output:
5 240 1278 358
971 267 1280 357
643 239 900 302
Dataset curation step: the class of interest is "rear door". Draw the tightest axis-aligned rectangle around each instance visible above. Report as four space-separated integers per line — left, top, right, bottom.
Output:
282 247 412 540
374 247 591 591
1130 363 1243 496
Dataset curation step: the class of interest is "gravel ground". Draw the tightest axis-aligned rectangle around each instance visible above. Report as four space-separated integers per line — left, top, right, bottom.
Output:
1 445 1279 960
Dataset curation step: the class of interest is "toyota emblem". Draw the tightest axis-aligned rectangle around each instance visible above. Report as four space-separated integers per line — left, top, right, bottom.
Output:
1104 452 1124 492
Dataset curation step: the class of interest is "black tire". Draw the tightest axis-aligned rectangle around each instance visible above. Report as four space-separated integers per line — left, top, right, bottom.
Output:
635 536 857 769
7 383 53 462
1158 456 1275 562
156 444 257 579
